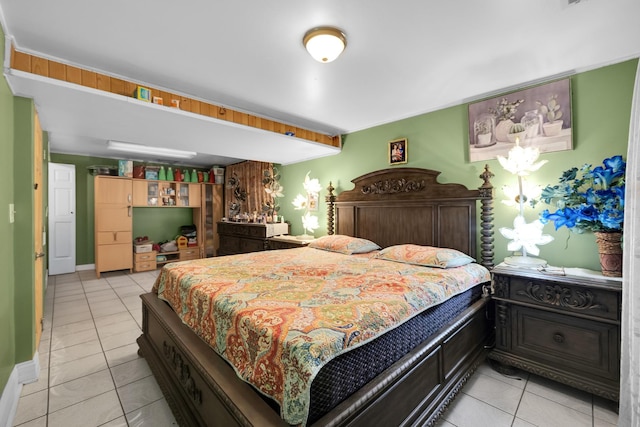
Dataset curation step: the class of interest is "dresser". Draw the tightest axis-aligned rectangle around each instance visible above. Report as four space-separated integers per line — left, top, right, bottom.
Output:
489 265 621 401
217 222 291 255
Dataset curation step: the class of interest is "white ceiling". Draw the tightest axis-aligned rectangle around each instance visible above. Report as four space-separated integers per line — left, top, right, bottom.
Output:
1 0 639 167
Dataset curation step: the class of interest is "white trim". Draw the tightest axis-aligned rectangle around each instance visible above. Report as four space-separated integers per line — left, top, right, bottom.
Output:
0 352 39 427
17 351 40 385
76 264 95 272
0 368 20 427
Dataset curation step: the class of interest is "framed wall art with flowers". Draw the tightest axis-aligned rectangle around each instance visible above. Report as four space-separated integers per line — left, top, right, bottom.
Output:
468 78 573 162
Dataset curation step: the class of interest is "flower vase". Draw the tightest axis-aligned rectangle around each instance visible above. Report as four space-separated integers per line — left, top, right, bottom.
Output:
495 119 513 143
594 232 623 277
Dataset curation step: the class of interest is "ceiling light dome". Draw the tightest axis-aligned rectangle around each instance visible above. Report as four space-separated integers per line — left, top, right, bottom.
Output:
303 27 347 63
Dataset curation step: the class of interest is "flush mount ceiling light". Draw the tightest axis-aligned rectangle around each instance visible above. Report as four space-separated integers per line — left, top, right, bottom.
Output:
107 140 197 159
303 27 347 63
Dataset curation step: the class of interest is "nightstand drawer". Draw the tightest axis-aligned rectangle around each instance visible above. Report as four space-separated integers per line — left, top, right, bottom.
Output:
512 306 619 382
496 274 620 321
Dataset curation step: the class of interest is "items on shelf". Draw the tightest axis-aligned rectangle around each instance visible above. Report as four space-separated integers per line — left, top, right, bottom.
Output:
118 160 133 177
181 224 198 247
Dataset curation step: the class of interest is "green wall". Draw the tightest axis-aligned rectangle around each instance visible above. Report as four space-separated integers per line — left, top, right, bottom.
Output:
0 24 16 391
133 208 195 243
13 97 36 362
0 24 41 392
278 59 637 271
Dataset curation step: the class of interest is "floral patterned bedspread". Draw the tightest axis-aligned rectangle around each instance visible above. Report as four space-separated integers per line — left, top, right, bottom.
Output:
153 247 490 425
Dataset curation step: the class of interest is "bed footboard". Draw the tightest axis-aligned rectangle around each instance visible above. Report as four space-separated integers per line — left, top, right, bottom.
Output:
137 292 491 427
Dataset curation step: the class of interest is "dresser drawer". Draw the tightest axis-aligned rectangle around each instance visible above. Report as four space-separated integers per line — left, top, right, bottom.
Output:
134 260 157 272
179 248 200 261
511 306 619 382
97 231 133 245
134 251 157 263
496 274 620 322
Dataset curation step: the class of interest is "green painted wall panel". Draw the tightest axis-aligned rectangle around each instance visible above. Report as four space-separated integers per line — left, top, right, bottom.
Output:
13 97 36 362
279 59 637 271
133 208 195 243
0 25 16 391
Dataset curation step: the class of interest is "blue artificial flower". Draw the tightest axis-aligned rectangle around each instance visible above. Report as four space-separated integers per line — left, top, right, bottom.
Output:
535 155 626 233
540 208 580 230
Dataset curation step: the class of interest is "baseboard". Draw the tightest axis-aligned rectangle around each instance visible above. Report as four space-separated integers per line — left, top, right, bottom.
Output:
0 368 19 427
17 351 40 385
76 264 95 271
0 352 39 427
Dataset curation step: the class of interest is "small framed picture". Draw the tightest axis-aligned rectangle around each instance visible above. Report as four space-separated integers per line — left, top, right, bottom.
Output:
133 86 151 102
388 138 407 165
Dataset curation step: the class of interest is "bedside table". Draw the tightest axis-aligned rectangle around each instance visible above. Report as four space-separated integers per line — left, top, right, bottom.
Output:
489 264 621 401
267 235 313 250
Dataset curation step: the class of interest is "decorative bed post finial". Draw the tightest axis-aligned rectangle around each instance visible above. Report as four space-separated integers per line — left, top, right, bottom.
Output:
325 182 336 235
479 165 495 269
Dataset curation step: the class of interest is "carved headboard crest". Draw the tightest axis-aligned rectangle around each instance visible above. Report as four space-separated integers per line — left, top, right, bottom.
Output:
361 178 425 195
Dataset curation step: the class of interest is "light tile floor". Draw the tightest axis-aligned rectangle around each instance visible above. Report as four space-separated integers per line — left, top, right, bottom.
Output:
13 269 619 427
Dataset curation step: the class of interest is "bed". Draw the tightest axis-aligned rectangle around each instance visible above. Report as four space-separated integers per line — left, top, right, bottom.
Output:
137 166 495 426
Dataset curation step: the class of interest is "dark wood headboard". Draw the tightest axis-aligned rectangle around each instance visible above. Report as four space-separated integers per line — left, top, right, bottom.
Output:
326 167 495 268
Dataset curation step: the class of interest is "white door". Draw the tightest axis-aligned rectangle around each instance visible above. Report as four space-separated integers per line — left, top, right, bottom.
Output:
48 163 76 275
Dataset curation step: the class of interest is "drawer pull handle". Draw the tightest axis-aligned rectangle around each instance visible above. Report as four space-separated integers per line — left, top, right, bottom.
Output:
553 333 564 344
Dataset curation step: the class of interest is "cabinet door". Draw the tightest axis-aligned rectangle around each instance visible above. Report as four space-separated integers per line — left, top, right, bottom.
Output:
95 176 132 205
97 243 133 271
201 184 222 257
189 184 201 207
177 183 201 207
132 180 148 206
95 205 131 231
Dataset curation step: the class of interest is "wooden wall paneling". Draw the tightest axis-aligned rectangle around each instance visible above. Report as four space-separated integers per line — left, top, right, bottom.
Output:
179 96 191 112
31 57 48 77
247 114 256 128
11 47 31 72
48 62 66 81
190 99 201 114
295 127 307 140
96 73 111 92
81 70 97 89
110 78 126 96
199 102 211 117
234 112 248 125
124 81 138 98
65 65 82 85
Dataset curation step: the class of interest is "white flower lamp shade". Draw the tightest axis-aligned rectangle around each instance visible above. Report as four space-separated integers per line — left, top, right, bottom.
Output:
498 138 553 267
500 216 554 267
293 172 321 240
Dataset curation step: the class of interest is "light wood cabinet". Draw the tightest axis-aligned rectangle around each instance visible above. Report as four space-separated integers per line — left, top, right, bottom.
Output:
96 178 222 274
132 179 201 207
95 176 133 277
200 183 224 257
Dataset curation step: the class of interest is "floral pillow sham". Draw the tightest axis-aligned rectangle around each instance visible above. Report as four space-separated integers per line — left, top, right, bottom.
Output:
374 244 475 268
308 235 381 255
